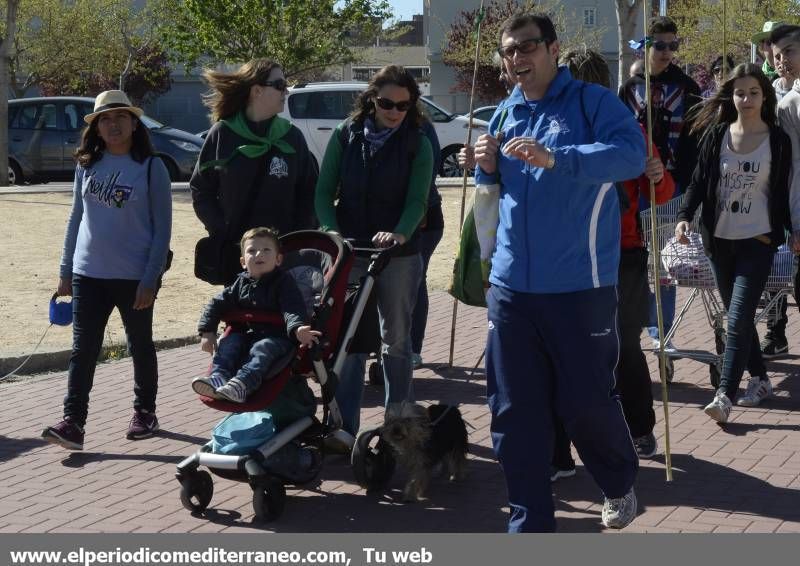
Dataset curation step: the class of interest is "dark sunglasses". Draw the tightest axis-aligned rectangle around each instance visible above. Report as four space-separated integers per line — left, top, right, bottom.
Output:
375 97 413 112
261 78 288 91
497 37 547 59
652 40 680 52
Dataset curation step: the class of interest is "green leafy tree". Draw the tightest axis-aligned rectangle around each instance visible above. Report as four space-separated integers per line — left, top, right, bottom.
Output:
5 0 171 102
159 0 394 78
670 0 800 71
441 0 604 103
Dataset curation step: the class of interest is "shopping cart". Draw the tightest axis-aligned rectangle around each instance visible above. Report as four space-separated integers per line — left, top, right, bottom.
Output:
640 197 796 388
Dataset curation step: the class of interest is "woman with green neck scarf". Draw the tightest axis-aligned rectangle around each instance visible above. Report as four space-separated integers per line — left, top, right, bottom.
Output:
191 58 318 285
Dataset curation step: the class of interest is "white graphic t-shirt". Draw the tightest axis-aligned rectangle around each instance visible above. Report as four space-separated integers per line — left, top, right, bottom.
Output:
714 129 772 240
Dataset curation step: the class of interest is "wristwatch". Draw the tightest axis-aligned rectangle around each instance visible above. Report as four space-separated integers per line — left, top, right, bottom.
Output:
544 147 556 169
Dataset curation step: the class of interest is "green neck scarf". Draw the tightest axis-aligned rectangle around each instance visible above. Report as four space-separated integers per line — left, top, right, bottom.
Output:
200 111 296 171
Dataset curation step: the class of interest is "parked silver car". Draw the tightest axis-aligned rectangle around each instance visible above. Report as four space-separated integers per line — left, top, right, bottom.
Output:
7 96 203 184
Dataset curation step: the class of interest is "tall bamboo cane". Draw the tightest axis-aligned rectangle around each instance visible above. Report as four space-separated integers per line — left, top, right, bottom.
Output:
644 3 673 481
448 0 486 367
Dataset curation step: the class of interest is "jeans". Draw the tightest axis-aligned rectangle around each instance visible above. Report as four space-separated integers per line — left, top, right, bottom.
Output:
647 285 676 341
410 227 444 355
710 238 775 401
335 254 422 435
64 275 158 427
211 332 294 394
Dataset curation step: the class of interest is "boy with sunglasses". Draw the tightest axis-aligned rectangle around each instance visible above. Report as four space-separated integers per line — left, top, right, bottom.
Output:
619 16 702 352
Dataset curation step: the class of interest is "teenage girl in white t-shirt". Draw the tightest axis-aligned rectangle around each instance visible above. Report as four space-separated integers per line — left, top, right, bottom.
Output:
676 64 796 423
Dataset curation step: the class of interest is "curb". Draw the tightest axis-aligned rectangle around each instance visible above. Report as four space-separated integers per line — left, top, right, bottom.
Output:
0 335 199 380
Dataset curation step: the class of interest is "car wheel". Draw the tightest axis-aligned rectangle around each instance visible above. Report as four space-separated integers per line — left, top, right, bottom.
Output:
440 145 467 177
160 156 180 182
8 160 23 185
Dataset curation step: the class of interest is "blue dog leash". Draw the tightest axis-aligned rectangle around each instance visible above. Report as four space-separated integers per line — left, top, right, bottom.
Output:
0 293 72 382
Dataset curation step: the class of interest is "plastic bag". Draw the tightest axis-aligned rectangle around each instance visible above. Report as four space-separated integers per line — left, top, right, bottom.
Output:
211 410 276 455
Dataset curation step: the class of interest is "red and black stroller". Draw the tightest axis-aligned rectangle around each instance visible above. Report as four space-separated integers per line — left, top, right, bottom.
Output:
175 231 399 521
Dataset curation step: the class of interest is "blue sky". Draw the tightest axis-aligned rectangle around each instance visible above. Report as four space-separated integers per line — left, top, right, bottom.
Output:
389 0 423 21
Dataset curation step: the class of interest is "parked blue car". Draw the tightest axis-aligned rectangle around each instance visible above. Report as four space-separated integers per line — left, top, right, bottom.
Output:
7 96 203 184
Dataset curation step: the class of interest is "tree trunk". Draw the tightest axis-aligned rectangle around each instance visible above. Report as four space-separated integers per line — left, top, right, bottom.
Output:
616 0 643 89
0 0 21 187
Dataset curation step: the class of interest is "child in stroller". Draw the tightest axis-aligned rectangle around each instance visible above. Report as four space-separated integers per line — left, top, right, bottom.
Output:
177 229 357 521
192 226 321 403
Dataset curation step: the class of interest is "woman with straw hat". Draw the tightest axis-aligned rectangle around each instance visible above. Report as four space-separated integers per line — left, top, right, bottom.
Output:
42 90 172 450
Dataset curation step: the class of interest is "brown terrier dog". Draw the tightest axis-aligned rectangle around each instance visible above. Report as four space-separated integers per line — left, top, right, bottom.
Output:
380 402 468 502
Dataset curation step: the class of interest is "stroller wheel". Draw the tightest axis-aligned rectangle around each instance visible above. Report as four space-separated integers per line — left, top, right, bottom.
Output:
179 470 213 513
367 361 383 386
252 478 286 522
351 426 395 491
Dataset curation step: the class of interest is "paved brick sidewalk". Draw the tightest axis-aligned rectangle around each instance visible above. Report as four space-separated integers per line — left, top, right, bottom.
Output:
1 290 799 533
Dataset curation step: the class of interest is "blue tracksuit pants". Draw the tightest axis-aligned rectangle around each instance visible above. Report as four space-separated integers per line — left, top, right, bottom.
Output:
486 284 639 532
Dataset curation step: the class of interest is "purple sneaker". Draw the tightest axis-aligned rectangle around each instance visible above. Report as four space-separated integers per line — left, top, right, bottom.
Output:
126 410 160 440
42 419 84 450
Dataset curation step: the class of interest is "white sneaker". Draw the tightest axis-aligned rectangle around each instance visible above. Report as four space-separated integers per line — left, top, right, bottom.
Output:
704 389 732 423
737 375 772 407
215 377 248 403
652 338 676 353
601 488 637 529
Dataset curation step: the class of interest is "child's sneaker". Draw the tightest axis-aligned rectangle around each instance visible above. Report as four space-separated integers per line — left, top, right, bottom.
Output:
704 389 732 423
126 410 160 440
42 418 84 450
215 377 248 403
192 374 227 398
737 375 772 407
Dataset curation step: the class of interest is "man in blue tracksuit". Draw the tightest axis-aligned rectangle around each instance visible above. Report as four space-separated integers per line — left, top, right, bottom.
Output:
473 14 643 532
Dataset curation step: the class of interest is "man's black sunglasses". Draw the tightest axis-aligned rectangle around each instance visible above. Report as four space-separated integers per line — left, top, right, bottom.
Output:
262 78 288 91
375 97 413 112
652 40 680 52
497 37 547 59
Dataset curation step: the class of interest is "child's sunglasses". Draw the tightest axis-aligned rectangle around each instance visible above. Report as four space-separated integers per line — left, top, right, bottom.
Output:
375 97 413 112
652 40 680 52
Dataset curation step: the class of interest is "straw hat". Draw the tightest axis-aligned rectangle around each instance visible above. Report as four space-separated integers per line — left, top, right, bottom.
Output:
84 90 143 124
751 21 787 44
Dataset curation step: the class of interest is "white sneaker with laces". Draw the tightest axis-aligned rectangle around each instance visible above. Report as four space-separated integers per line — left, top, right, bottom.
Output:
736 375 772 407
215 377 248 403
704 389 732 423
601 488 637 529
652 338 676 353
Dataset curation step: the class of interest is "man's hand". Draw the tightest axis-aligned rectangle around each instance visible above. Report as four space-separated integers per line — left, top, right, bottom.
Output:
295 325 322 348
57 276 72 297
502 136 550 168
675 221 691 245
458 145 476 169
644 156 664 184
200 332 217 354
372 232 406 247
474 134 500 174
133 283 156 310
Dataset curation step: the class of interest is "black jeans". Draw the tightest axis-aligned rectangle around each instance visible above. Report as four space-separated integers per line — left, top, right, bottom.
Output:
710 238 774 401
63 275 159 426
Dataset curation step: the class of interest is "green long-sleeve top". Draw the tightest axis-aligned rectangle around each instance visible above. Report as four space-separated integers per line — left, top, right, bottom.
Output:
314 122 433 240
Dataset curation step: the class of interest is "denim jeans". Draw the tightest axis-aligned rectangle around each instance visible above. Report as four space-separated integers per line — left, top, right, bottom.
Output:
211 332 294 395
710 237 775 401
335 253 422 434
647 284 676 341
411 227 444 354
64 275 158 427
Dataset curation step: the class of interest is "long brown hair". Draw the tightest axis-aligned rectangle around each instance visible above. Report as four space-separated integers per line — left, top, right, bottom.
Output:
202 58 282 122
74 113 155 168
350 65 423 128
690 63 777 135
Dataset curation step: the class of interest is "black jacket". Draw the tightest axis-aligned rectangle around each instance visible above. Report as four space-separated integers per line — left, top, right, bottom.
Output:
197 269 308 340
677 123 793 258
190 117 318 240
619 64 702 188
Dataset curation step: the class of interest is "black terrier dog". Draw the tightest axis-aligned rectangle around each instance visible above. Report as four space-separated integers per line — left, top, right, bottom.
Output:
380 402 468 502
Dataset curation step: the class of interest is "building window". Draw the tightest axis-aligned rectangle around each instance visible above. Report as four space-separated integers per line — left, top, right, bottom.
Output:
583 8 596 27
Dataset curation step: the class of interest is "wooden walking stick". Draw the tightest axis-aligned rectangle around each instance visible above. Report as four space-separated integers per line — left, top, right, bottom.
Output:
643 5 673 481
448 0 486 367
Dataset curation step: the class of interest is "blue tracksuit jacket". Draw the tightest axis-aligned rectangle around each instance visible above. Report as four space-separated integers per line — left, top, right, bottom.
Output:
475 67 646 294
